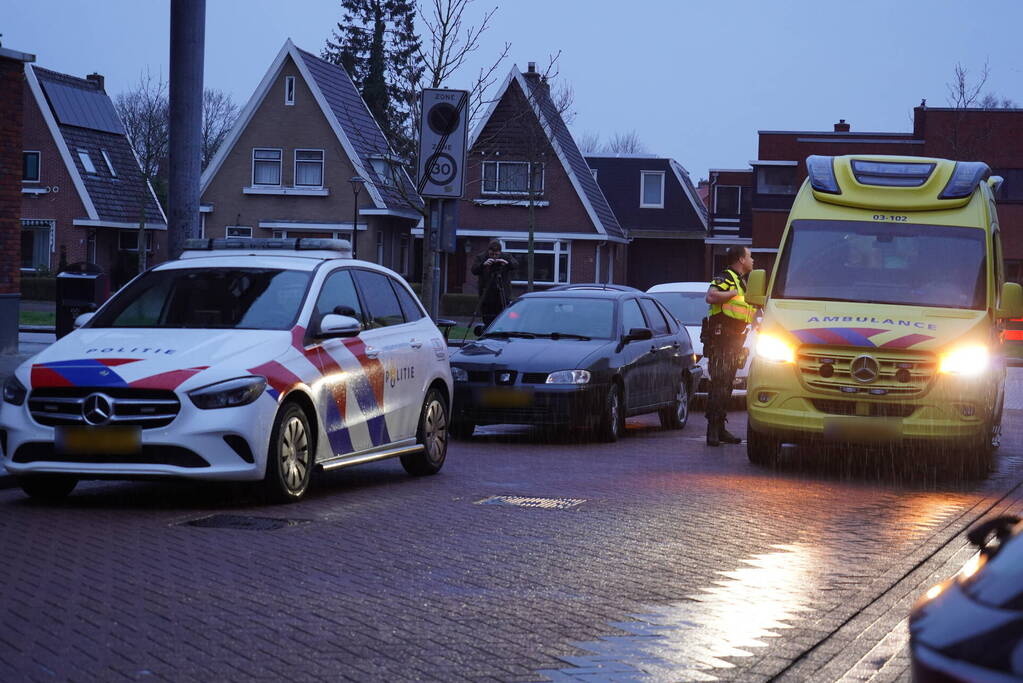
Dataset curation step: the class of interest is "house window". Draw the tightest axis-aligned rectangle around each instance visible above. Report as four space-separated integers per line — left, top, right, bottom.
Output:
376 231 385 264
993 169 1023 202
398 235 410 275
20 219 52 270
78 149 97 174
715 186 741 216
756 165 797 195
23 151 40 182
252 148 282 186
118 230 154 252
100 149 117 177
640 171 665 208
226 226 253 238
284 76 296 106
295 149 324 187
502 239 569 284
482 161 544 194
370 158 395 186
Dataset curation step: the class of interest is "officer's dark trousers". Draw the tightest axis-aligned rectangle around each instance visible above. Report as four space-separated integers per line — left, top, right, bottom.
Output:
706 339 743 423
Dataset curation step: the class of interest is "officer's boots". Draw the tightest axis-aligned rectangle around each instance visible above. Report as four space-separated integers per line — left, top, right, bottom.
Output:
718 419 742 444
706 417 720 447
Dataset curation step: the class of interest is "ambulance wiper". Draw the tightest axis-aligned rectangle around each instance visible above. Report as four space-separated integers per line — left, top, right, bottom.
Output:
481 330 536 339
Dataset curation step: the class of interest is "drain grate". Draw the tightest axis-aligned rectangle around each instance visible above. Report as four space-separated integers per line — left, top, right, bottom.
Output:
182 514 309 531
475 495 585 510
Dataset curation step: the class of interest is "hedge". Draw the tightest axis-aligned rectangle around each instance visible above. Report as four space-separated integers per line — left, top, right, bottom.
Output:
21 276 55 301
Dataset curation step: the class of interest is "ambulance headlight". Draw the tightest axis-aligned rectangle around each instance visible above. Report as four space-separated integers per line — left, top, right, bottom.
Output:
939 345 989 376
807 155 840 194
755 333 795 364
188 376 267 409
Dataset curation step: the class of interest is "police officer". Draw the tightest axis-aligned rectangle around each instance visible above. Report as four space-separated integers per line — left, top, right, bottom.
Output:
704 246 756 447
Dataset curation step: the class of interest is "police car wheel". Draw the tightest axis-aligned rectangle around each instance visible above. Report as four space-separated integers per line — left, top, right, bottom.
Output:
746 423 779 466
659 375 690 430
264 402 313 503
402 388 448 476
17 475 78 501
596 384 623 442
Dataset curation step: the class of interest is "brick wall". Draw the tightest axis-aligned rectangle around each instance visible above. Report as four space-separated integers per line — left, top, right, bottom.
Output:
0 57 24 296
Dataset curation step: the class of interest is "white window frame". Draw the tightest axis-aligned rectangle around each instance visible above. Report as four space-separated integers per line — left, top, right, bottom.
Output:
226 226 253 239
252 148 283 187
640 170 665 209
78 149 97 174
19 219 54 271
284 76 295 106
23 151 40 183
100 149 117 177
482 161 545 196
118 230 153 252
714 185 742 216
376 231 385 264
294 149 324 188
370 158 394 186
501 238 571 285
398 235 410 276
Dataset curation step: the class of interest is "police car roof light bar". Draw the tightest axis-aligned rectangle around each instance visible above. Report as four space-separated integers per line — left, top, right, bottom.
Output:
183 237 353 256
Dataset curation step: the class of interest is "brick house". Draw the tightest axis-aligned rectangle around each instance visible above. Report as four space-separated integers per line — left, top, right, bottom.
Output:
586 154 707 290
734 108 1023 276
19 64 167 289
705 168 753 276
450 63 627 295
200 40 422 275
1 46 35 353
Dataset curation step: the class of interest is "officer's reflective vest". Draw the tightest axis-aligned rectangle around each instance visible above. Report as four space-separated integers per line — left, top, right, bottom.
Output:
708 268 755 323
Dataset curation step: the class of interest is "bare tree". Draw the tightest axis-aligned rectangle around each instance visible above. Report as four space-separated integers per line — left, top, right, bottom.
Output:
576 130 601 155
944 61 1017 159
115 70 169 182
603 130 647 154
979 92 1018 109
201 89 238 170
551 82 575 126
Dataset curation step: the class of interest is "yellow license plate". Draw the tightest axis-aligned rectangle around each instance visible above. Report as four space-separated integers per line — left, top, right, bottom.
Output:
479 387 533 408
56 426 142 455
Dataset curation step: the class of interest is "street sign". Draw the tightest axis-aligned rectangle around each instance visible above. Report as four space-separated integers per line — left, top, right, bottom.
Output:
417 89 469 199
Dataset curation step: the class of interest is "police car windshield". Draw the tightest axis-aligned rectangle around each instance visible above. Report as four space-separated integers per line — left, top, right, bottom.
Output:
773 220 987 309
487 298 615 339
91 268 311 330
651 292 706 325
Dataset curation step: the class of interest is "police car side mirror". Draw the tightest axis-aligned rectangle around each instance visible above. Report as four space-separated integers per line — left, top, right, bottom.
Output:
746 269 767 307
624 327 653 343
74 312 95 329
997 282 1023 319
317 313 362 339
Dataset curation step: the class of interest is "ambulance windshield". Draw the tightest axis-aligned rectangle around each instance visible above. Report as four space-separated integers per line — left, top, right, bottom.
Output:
91 267 311 329
773 220 986 309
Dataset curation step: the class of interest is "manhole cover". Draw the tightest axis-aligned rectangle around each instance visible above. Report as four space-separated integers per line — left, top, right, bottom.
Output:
475 495 585 510
182 514 309 531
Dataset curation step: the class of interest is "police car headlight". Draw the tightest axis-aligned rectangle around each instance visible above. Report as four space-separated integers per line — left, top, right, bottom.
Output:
451 367 469 383
2 375 26 406
755 333 795 364
939 345 989 376
188 376 267 409
546 370 591 384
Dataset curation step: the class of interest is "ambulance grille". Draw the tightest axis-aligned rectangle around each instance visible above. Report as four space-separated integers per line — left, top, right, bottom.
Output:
28 388 181 428
797 348 935 398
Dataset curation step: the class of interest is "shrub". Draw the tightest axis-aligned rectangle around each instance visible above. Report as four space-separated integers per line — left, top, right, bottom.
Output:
21 276 55 301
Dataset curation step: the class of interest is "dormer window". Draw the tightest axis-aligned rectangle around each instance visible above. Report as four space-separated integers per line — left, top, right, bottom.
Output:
640 171 665 208
482 161 544 195
285 76 295 106
101 149 117 177
78 149 97 174
370 157 396 186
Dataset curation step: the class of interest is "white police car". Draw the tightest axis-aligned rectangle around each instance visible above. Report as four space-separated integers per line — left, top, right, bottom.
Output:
0 238 453 503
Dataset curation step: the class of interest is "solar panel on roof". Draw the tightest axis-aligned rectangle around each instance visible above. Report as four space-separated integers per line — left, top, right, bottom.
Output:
40 79 124 135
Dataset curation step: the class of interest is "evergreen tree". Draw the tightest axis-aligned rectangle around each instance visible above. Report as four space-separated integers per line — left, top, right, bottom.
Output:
323 0 423 161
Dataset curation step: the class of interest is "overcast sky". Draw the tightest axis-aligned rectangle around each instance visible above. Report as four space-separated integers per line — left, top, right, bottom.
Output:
4 0 1021 182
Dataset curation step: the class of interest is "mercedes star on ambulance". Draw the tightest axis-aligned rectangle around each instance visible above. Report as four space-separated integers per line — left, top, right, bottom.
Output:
744 155 1023 468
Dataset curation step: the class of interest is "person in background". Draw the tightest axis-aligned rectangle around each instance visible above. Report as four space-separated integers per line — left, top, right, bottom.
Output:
471 240 518 326
704 245 756 447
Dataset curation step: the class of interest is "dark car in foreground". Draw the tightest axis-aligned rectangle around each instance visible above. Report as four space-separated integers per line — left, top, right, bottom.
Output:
910 514 1023 681
448 289 700 441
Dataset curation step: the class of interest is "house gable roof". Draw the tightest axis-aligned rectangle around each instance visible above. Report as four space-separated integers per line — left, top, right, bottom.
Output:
201 39 421 215
26 65 166 227
468 66 627 243
586 156 707 233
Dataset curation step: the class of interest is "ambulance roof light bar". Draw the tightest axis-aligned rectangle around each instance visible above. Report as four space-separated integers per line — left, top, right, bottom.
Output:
807 155 840 194
183 237 353 256
851 159 935 187
939 161 991 200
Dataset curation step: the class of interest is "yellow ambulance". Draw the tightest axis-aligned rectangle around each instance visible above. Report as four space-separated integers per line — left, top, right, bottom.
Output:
745 154 1023 468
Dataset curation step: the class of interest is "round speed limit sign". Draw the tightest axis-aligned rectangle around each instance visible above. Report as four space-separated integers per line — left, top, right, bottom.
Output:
426 152 458 186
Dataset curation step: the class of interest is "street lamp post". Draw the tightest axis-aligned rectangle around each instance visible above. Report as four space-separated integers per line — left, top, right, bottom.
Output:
349 175 365 259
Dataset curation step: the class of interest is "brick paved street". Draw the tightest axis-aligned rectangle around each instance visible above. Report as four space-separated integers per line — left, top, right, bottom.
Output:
1 395 1021 682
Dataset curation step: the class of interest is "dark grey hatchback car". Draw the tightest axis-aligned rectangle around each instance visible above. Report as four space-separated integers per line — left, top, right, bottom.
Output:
448 289 701 441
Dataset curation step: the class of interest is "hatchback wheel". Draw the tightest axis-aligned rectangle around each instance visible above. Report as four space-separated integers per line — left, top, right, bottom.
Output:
402 388 448 476
659 374 690 430
18 475 77 501
264 402 313 503
596 384 623 442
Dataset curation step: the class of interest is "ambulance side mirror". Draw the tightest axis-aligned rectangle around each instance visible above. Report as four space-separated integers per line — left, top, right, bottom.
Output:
997 282 1023 319
746 269 768 307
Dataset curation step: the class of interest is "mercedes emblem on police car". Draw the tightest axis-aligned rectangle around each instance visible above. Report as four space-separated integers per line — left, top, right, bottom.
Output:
83 393 113 425
850 355 880 383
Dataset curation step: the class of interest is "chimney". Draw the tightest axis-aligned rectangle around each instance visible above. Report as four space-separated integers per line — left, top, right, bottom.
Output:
527 62 536 74
834 119 850 132
86 72 105 92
